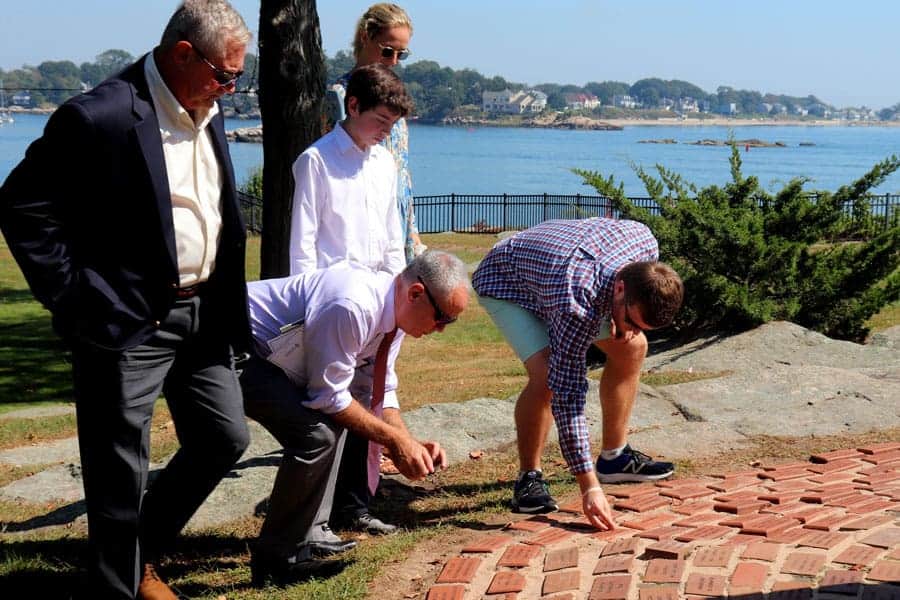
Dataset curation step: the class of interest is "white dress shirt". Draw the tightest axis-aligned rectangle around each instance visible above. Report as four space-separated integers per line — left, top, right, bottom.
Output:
144 54 223 287
288 123 405 276
246 263 404 414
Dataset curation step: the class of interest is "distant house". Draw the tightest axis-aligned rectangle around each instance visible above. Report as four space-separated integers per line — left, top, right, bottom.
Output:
482 89 547 114
564 92 600 110
658 97 675 111
10 91 31 107
678 97 699 113
612 94 640 109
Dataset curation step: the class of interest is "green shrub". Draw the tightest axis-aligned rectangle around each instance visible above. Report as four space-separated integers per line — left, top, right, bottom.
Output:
574 144 900 341
240 164 263 198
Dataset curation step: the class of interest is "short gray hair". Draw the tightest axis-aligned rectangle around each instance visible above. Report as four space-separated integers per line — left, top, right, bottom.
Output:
160 0 252 56
403 250 470 300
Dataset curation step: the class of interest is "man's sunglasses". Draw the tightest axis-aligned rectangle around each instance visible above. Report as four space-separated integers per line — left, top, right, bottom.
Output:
417 276 457 326
379 43 411 61
193 45 243 86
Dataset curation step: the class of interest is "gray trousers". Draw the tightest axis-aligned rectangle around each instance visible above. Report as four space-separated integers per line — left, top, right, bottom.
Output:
72 296 249 599
240 353 347 558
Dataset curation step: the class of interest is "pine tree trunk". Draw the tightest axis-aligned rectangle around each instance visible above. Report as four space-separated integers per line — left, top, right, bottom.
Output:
257 0 325 278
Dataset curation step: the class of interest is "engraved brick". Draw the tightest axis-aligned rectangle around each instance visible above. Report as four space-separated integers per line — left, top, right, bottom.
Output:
826 491 872 508
643 559 684 583
741 515 800 536
833 544 883 566
486 570 526 594
543 569 581 595
714 500 770 514
806 458 863 474
525 527 576 547
506 515 553 532
435 557 481 584
861 585 900 600
672 513 722 528
614 495 670 513
770 579 813 599
544 546 579 572
601 536 642 556
674 525 731 542
766 526 810 543
721 533 765 546
766 504 828 523
562 515 603 531
888 546 900 560
868 560 900 583
545 595 576 600
620 513 676 531
638 586 679 600
670 501 715 515
846 497 896 514
635 526 681 541
557 498 584 514
811 448 864 463
593 554 634 574
693 545 735 567
425 584 465 600
758 467 810 481
683 573 726 597
797 509 847 529
644 540 691 560
706 476 761 492
820 568 864 594
781 551 826 576
858 442 900 455
762 479 811 492
757 491 805 505
606 484 662 498
741 542 781 562
461 534 513 553
808 471 859 484
497 544 541 567
761 461 810 472
588 574 632 600
860 527 900 548
711 468 762 479
730 561 768 591
660 485 716 501
714 490 763 503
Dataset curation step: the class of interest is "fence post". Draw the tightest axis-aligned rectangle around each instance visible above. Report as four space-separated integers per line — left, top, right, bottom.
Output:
503 193 508 230
451 193 456 232
543 192 548 221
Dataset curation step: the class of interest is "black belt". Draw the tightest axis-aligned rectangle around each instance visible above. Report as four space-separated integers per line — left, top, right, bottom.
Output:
175 282 206 299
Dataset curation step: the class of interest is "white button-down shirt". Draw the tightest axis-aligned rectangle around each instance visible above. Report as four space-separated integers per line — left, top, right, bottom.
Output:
246 263 404 414
288 123 405 276
144 55 223 287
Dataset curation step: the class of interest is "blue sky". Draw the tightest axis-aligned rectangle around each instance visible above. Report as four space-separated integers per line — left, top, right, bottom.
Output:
1 1 898 109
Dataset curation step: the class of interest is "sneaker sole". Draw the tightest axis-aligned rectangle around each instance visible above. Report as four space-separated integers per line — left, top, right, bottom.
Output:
597 469 674 483
511 502 559 514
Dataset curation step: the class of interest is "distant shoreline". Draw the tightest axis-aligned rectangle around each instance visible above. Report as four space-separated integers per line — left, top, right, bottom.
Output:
601 117 900 128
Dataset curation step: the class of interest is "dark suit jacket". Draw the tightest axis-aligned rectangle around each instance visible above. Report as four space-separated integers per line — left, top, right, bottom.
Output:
0 55 250 352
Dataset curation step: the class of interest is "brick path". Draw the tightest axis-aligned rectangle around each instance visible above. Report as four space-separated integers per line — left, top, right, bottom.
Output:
425 444 900 599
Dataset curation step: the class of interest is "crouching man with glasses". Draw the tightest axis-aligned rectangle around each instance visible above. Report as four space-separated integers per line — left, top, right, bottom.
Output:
241 252 468 586
472 218 684 530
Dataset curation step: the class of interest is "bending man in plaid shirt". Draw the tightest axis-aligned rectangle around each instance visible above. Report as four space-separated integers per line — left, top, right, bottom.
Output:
472 218 683 529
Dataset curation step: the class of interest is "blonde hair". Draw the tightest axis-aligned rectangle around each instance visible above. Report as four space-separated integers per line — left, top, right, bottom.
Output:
352 3 413 59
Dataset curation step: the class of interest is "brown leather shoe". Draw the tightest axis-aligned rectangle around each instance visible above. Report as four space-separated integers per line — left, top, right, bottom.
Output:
137 563 179 600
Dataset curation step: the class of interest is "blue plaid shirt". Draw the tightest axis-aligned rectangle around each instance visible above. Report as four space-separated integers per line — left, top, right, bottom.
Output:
472 218 659 474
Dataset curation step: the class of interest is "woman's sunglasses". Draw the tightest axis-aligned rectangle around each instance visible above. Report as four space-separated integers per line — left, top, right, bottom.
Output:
379 43 411 61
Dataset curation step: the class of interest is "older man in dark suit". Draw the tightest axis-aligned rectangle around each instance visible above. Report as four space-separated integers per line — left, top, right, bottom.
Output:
0 2 252 598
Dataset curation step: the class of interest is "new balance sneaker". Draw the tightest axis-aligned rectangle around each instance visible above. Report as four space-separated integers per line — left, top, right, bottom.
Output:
596 445 675 483
511 470 559 513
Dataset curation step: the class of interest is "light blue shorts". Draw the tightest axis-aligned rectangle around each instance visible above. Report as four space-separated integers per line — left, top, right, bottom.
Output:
478 295 611 362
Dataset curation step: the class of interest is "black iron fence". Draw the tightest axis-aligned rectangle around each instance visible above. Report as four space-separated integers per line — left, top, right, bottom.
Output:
239 191 899 237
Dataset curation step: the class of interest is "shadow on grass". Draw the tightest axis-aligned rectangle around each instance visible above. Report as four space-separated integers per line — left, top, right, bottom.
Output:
0 299 72 405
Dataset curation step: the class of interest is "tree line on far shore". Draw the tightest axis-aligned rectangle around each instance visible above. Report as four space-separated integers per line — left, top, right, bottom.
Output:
3 49 899 123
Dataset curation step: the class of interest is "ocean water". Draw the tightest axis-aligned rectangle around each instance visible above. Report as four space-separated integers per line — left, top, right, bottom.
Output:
3 114 899 197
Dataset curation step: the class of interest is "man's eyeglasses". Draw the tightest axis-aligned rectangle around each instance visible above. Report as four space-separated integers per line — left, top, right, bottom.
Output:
417 276 457 326
379 43 411 61
192 45 243 86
